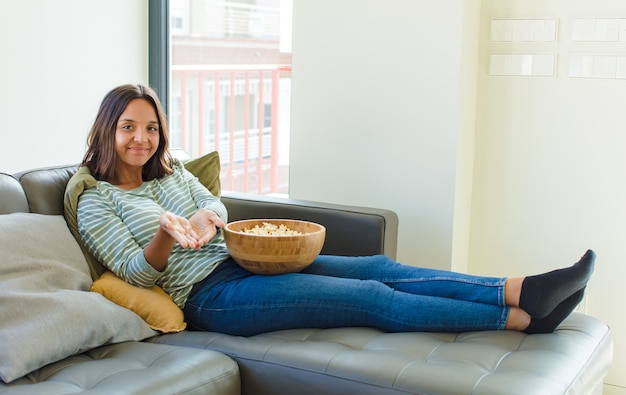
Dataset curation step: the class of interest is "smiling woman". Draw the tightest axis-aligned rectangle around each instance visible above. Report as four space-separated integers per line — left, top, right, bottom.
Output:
113 99 161 189
69 84 596 340
81 85 173 186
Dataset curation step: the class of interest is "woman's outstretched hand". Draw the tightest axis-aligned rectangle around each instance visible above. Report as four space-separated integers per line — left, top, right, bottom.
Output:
189 208 225 248
159 211 201 249
159 209 224 249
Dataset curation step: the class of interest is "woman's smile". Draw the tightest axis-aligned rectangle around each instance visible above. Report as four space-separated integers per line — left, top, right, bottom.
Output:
127 146 152 155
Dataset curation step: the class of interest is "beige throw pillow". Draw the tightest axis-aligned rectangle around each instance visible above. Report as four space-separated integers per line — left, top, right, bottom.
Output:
0 214 157 383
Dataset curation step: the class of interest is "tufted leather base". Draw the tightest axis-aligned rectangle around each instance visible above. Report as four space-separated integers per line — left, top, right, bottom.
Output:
152 313 612 395
0 342 240 395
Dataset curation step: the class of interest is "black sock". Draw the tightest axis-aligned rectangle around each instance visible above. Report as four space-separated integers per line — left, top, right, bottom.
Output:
519 250 595 319
524 288 585 334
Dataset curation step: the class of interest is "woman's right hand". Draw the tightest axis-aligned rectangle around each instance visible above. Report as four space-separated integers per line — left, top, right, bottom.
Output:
159 211 200 249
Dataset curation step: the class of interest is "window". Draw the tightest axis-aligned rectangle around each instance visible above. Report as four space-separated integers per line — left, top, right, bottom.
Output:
149 0 292 196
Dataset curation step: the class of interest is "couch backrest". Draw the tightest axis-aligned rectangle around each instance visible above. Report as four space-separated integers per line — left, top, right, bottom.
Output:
13 165 78 215
2 164 398 258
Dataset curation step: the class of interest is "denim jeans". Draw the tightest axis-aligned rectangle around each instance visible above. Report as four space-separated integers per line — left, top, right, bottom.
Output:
184 255 509 336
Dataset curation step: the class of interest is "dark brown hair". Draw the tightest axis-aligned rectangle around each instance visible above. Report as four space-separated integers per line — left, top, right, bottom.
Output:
81 84 173 181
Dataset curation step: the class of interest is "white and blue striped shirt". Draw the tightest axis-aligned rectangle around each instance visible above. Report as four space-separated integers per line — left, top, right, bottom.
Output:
77 159 230 307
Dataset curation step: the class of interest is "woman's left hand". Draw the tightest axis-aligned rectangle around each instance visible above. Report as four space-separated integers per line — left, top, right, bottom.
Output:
188 208 225 248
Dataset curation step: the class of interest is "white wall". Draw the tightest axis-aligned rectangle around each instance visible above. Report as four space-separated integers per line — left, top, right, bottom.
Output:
473 0 626 390
291 0 624 390
290 0 478 270
0 0 149 174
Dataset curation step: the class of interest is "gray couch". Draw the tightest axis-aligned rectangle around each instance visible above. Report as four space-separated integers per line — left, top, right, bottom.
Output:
0 164 614 395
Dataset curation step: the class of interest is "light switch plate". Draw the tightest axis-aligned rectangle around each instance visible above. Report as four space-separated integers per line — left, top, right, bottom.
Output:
489 53 555 76
569 54 626 79
572 18 625 42
490 18 558 42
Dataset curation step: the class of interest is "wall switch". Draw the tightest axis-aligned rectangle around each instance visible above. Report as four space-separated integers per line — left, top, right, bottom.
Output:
620 19 626 41
522 20 534 41
532 19 545 41
573 18 624 42
490 19 505 41
592 56 617 79
511 19 524 42
543 19 557 42
572 18 596 41
595 19 609 41
573 55 595 78
569 54 626 79
616 57 626 79
532 54 556 76
606 19 620 41
489 53 555 76
491 19 557 42
569 55 583 78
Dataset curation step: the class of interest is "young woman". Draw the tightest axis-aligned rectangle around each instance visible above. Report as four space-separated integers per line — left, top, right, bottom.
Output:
74 83 595 336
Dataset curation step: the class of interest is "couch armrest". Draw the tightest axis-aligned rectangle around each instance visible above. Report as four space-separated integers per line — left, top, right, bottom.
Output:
221 192 398 259
0 172 29 214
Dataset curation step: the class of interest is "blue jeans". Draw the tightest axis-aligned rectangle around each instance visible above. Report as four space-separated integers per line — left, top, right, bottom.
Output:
184 255 509 336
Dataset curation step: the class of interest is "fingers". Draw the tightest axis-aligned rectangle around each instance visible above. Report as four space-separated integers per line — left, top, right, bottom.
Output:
160 212 201 249
160 210 225 249
212 215 225 228
177 224 200 249
195 226 217 246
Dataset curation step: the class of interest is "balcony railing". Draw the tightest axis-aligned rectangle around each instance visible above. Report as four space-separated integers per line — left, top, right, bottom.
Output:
170 64 291 195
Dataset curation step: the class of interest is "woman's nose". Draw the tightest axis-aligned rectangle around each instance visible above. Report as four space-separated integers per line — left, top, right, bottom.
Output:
133 129 148 141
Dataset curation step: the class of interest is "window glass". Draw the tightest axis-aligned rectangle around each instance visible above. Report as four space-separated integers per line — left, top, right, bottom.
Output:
169 0 292 195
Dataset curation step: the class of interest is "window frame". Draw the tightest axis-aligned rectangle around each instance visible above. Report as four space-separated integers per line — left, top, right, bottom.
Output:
148 0 169 115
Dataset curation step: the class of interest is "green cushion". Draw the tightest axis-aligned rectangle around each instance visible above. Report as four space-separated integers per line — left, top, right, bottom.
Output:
184 151 221 197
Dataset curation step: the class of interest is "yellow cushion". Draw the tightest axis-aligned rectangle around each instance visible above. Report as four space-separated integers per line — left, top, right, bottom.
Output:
90 271 186 333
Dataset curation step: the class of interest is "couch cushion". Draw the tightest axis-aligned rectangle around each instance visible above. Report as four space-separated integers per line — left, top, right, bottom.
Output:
152 313 612 395
183 150 222 197
0 213 157 383
0 342 241 395
90 271 187 333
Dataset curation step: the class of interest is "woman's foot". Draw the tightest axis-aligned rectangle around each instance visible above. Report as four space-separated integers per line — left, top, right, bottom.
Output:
524 288 585 334
519 250 595 319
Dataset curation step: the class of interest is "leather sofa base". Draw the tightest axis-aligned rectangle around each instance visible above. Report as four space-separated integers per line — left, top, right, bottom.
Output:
0 342 240 395
152 313 612 395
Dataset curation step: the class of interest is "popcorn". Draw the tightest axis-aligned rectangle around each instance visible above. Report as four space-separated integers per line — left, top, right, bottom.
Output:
242 222 302 235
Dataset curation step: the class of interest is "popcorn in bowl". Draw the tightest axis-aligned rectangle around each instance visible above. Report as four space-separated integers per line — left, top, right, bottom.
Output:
223 219 326 275
241 222 303 236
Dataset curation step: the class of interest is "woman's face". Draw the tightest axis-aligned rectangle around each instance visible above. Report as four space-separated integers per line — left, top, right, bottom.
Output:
114 98 160 172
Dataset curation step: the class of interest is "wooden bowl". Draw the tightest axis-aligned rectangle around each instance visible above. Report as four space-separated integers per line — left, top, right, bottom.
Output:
223 219 326 275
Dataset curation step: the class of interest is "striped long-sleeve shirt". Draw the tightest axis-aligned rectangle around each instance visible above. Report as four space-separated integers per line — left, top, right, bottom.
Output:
77 159 230 307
